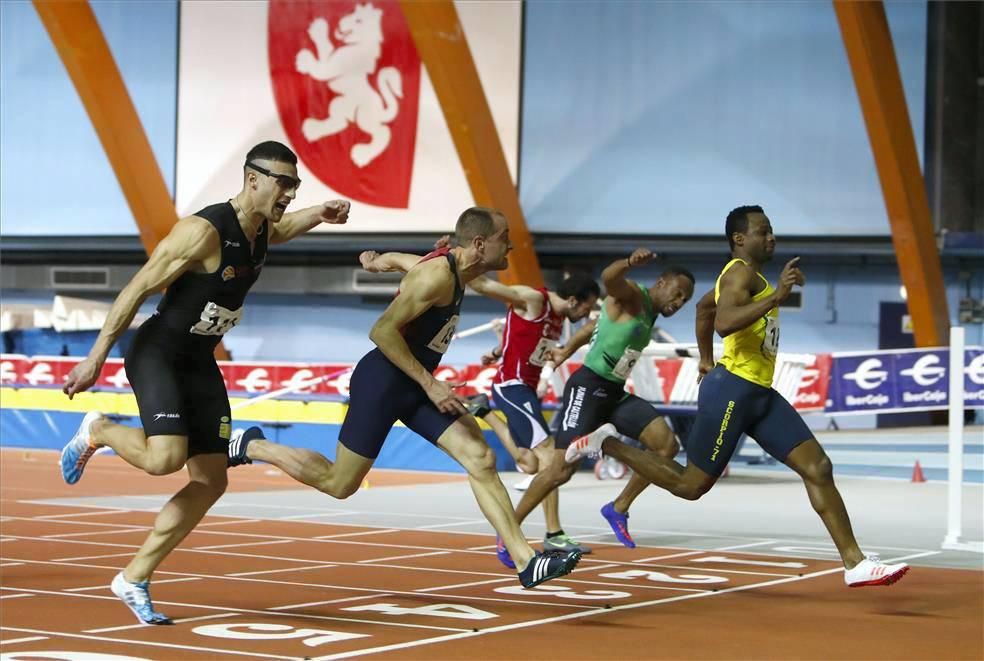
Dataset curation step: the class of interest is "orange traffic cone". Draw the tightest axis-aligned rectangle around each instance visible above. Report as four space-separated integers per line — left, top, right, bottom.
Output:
911 460 926 483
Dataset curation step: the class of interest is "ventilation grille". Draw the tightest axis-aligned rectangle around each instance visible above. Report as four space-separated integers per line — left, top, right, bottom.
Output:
49 267 111 290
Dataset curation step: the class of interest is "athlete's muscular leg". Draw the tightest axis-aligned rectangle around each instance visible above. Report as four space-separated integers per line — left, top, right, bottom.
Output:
514 445 577 525
783 439 865 568
482 410 538 474
613 473 650 515
611 418 678 514
437 417 537 570
533 440 563 532
124 453 227 582
91 419 187 476
479 400 557 527
601 436 715 501
246 439 371 499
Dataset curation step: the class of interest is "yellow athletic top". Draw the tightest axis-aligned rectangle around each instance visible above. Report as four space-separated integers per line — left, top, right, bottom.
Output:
714 258 778 388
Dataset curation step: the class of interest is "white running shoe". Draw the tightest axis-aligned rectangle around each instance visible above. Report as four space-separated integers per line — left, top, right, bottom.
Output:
844 554 909 587
110 571 173 625
59 411 104 485
564 423 617 464
513 474 535 491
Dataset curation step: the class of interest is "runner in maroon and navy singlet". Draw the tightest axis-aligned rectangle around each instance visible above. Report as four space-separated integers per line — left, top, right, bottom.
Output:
339 256 601 564
228 207 583 589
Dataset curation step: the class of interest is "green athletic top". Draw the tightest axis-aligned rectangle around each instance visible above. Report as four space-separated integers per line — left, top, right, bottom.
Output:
583 281 657 384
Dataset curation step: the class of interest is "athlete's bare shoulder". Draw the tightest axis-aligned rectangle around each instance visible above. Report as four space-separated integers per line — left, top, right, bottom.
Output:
156 215 220 262
403 256 455 303
719 260 756 294
409 253 453 280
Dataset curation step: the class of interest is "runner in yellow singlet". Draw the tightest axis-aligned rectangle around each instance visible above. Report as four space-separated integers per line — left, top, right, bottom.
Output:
565 206 910 588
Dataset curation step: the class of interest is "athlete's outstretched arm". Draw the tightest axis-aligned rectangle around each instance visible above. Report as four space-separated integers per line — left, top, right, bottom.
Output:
369 264 467 415
549 319 597 366
358 252 538 311
63 217 218 398
482 341 504 365
694 289 716 380
270 200 350 244
602 248 655 310
714 258 801 337
467 276 539 312
359 250 422 273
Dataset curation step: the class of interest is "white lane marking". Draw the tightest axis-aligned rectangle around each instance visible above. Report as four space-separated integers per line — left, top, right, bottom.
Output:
308 551 940 660
0 625 300 659
0 635 49 645
66 577 202 592
358 551 451 564
85 612 240 633
270 594 392 611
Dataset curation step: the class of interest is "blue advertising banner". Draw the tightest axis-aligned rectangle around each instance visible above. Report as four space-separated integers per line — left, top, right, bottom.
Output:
827 348 984 414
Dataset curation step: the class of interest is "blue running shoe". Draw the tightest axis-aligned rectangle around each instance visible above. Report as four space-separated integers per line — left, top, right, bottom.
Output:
518 549 582 588
110 571 173 625
60 411 103 485
228 426 263 467
601 501 636 548
496 536 515 569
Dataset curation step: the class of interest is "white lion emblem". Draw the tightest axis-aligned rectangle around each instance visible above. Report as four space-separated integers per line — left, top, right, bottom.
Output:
296 3 403 168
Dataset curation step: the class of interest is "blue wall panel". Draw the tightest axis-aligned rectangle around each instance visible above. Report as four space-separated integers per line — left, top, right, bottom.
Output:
0 0 178 237
519 1 926 236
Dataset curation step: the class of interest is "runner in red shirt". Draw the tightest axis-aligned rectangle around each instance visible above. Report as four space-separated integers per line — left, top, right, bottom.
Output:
452 274 600 566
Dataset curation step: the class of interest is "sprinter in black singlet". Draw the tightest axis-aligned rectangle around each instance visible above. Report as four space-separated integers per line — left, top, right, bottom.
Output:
228 207 582 589
58 141 350 624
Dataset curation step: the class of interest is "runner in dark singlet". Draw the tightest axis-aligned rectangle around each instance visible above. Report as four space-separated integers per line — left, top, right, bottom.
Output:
58 141 350 623
229 207 582 588
359 252 602 563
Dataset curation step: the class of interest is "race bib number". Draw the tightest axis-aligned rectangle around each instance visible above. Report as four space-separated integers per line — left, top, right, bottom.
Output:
762 316 780 356
190 301 243 336
612 348 642 380
426 315 459 354
529 336 556 367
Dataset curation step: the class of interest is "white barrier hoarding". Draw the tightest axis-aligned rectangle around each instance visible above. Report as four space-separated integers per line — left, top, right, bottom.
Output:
176 0 520 232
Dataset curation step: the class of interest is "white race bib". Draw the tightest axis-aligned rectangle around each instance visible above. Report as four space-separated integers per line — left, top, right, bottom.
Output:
190 301 243 336
426 315 459 354
612 347 642 380
529 336 556 367
762 316 780 356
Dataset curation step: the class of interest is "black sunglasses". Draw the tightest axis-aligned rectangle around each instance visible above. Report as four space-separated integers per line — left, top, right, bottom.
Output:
245 161 301 191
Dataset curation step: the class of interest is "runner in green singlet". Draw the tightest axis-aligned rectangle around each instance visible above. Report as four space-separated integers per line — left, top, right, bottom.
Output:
506 248 695 549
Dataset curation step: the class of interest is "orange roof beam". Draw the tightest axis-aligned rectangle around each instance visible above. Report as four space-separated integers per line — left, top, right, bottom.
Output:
400 0 543 287
834 0 950 346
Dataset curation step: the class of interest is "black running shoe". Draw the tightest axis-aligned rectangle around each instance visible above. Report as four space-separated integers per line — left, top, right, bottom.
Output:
518 549 582 588
228 426 263 467
464 393 493 419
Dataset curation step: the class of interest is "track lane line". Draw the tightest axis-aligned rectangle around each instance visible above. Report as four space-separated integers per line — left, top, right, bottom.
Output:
307 550 941 660
0 625 300 660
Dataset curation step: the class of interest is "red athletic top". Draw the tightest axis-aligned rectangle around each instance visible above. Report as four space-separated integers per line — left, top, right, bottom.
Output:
494 289 563 388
